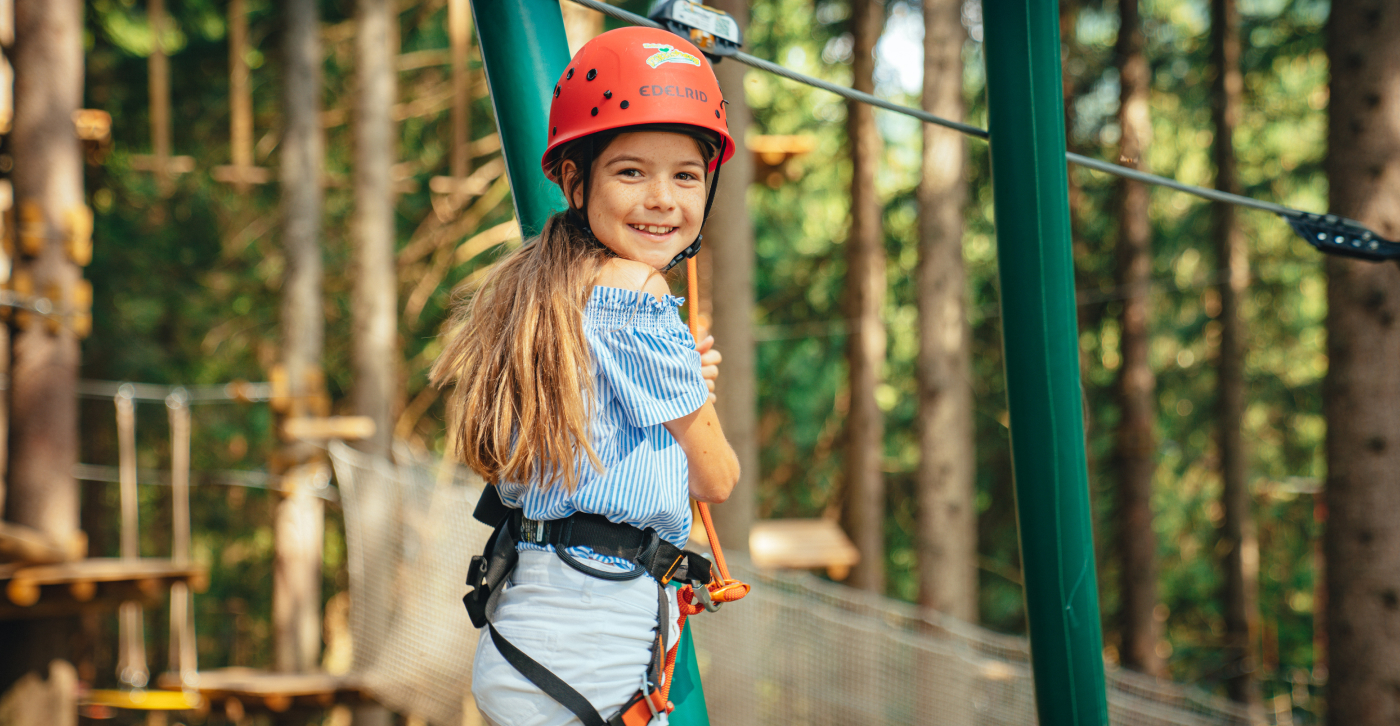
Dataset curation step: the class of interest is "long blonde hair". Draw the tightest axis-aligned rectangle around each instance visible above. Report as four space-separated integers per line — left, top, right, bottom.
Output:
432 129 714 491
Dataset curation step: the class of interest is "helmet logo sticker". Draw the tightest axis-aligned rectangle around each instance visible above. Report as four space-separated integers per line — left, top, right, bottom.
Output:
642 43 702 69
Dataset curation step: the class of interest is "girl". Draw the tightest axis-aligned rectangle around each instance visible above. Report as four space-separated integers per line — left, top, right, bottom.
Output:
431 27 740 726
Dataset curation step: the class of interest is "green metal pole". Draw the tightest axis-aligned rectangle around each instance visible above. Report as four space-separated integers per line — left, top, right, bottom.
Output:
470 0 571 237
982 2 1110 725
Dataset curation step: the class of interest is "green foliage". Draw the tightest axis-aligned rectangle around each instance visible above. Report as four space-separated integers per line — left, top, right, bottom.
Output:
740 0 1329 714
73 0 1333 716
79 0 509 680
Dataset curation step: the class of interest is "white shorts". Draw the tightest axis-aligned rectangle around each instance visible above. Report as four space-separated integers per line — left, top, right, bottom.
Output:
473 549 678 726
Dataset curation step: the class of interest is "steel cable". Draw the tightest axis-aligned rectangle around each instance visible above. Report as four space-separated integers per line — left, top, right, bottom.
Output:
564 0 1400 261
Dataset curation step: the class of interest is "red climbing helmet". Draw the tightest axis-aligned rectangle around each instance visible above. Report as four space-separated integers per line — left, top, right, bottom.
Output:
542 26 736 177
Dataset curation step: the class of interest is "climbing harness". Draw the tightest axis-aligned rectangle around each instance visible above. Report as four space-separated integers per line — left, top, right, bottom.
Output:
567 0 1400 264
464 482 749 724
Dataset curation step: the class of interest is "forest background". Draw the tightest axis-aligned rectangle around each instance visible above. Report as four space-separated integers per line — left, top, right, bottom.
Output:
74 0 1334 719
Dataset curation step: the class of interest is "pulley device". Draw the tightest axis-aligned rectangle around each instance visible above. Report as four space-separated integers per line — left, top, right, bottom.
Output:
647 0 743 61
1286 212 1400 263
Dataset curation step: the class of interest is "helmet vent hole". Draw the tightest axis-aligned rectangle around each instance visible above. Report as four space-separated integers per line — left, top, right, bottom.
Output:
620 100 630 110
553 126 558 136
586 68 597 81
714 110 721 118
566 68 574 80
604 90 612 99
553 85 560 98
591 107 599 116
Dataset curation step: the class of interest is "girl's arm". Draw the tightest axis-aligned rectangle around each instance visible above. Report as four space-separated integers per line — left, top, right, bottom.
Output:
664 401 740 503
613 271 736 502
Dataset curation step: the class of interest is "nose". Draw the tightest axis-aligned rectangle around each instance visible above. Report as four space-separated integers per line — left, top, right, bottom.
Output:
643 176 677 210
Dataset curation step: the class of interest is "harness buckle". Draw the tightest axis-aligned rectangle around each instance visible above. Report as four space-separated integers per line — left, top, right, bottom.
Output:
640 674 661 721
691 580 721 613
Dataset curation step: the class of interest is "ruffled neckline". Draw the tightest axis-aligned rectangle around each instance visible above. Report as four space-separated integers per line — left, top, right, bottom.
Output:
589 285 685 309
585 285 688 330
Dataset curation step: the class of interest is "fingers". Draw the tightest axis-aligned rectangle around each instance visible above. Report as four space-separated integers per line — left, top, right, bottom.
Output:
695 334 715 354
699 346 722 368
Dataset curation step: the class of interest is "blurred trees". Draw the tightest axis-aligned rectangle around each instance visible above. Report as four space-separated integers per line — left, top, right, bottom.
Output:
841 0 886 594
915 0 974 621
76 0 515 680
2 0 86 690
65 0 1360 719
350 0 397 459
1113 0 1166 679
271 0 325 675
1210 0 1262 712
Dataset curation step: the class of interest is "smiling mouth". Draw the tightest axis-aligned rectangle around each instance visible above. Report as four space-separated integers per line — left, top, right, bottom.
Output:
629 223 678 236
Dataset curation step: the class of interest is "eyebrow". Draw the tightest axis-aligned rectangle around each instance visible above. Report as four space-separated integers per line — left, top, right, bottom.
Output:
603 154 705 169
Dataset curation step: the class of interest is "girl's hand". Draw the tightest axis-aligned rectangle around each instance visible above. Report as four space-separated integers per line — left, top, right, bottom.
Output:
695 332 722 403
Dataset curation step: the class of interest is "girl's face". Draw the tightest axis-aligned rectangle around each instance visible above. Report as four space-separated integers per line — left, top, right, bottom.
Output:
568 131 708 270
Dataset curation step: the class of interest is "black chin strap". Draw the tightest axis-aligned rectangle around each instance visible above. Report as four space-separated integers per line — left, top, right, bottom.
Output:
662 134 728 273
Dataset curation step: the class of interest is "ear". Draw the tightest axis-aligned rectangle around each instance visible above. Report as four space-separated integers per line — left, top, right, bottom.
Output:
558 159 585 209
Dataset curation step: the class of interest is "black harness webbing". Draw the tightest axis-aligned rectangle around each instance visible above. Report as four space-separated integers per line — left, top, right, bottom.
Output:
465 484 711 725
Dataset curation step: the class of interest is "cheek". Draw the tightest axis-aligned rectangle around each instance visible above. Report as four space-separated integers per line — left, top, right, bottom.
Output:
683 189 708 224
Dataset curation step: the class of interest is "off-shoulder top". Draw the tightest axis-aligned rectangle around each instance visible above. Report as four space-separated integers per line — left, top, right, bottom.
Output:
496 285 709 564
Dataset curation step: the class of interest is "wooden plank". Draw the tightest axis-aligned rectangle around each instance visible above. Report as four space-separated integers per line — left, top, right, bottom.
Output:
0 520 84 564
283 415 375 441
747 518 861 576
1 558 203 585
0 578 183 621
0 557 206 614
152 668 373 712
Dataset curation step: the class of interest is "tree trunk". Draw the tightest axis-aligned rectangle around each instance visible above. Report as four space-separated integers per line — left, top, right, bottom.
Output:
1210 0 1262 713
6 0 82 552
274 0 326 675
704 0 757 553
916 0 975 622
353 0 397 458
1323 3 1400 724
0 0 85 694
1113 0 1164 678
841 0 885 594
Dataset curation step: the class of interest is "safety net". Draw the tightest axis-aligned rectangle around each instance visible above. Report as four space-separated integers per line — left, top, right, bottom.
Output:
329 442 1273 726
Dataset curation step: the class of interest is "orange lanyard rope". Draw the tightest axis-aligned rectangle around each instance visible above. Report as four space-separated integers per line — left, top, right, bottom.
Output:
662 257 750 704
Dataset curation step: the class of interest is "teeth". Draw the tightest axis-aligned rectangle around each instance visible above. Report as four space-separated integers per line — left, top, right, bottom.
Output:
632 224 675 235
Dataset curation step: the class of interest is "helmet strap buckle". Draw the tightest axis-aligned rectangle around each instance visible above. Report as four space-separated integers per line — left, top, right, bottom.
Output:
662 235 702 272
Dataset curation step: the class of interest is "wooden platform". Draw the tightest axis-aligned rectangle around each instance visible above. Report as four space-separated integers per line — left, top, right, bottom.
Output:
748 518 861 580
155 668 371 714
0 557 206 620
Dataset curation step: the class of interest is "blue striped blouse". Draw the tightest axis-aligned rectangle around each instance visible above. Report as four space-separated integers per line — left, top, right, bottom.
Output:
496 285 708 565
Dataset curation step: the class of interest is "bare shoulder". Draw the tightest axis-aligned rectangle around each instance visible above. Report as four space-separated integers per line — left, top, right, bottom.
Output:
594 258 672 302
640 271 673 302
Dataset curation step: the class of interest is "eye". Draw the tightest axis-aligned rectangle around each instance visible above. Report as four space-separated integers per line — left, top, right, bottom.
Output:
617 167 643 178
675 171 700 182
